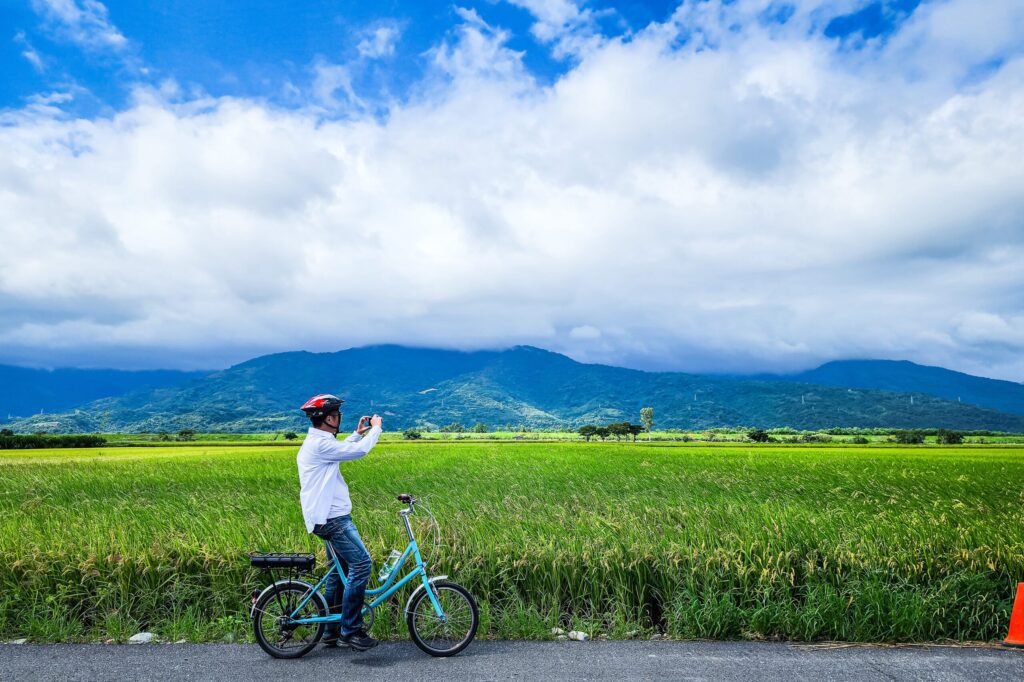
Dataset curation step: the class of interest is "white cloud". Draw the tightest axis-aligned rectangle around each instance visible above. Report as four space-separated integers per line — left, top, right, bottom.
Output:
570 325 602 340
22 48 45 71
15 31 46 72
1 0 1023 380
357 23 402 59
430 8 529 82
31 0 128 51
955 313 1024 347
311 59 365 110
505 0 603 58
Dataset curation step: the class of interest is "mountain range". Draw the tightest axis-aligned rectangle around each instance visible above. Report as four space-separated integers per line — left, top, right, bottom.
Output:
2 345 1023 433
0 365 205 421
775 360 1024 417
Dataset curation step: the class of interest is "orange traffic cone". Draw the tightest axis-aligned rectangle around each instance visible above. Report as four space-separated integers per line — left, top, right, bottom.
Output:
1004 583 1024 648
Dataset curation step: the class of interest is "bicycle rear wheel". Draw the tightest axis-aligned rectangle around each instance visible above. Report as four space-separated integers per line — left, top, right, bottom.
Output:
406 580 478 657
252 581 327 659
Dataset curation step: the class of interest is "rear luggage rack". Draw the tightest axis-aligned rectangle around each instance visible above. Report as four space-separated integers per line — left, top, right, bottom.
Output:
249 553 316 571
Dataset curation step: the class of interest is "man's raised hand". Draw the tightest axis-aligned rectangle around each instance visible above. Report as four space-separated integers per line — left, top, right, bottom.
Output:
357 416 372 435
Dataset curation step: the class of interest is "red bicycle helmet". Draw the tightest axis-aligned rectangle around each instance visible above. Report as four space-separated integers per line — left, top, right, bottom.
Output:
300 394 345 420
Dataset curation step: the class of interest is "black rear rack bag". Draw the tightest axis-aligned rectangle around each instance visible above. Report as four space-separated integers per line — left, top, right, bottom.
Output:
249 553 316 572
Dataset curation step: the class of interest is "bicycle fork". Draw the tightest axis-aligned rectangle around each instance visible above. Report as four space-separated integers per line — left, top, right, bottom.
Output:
402 509 447 622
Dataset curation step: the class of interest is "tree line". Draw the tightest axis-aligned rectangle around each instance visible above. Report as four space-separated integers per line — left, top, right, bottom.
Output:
745 428 965 444
578 422 645 442
0 429 106 449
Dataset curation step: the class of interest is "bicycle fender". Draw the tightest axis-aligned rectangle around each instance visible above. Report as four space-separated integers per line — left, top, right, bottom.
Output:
251 579 323 618
404 575 449 614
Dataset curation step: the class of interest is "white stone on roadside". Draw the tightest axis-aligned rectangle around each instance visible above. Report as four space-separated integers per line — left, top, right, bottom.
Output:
626 630 639 639
598 634 609 640
556 635 568 641
174 639 188 644
8 638 27 644
551 627 565 636
128 632 156 644
568 630 589 641
649 633 662 640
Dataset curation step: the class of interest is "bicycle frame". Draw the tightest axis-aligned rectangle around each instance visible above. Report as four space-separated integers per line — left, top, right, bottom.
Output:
286 509 446 626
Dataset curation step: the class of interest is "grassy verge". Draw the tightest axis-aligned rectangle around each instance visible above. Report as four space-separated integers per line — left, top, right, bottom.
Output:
1 442 1021 642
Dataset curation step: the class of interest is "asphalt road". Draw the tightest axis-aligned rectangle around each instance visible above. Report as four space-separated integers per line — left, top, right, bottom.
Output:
1 641 1022 681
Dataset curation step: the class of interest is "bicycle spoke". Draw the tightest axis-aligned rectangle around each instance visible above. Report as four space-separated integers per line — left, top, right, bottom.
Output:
411 586 475 651
256 586 322 655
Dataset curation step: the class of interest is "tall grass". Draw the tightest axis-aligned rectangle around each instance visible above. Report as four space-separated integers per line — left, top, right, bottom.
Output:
1 442 1022 642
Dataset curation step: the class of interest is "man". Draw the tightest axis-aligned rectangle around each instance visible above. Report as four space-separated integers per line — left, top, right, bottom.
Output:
296 393 383 651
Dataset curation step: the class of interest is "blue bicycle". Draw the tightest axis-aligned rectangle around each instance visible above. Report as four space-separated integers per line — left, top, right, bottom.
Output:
250 494 478 658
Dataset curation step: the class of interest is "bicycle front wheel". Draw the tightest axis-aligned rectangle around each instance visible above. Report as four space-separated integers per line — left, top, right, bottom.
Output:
406 580 478 657
252 581 327 659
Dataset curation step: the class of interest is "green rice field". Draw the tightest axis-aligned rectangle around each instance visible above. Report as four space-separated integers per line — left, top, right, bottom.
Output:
1 441 1022 643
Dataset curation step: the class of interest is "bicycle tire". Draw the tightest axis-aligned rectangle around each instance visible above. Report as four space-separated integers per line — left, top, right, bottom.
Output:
252 581 327 659
405 580 478 657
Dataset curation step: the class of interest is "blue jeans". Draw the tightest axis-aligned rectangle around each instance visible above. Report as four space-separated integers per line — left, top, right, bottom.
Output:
312 514 372 638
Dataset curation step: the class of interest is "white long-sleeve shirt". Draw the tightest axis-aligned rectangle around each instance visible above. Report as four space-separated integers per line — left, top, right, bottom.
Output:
296 425 382 532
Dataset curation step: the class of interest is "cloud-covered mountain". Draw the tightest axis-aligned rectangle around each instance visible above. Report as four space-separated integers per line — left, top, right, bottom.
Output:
774 360 1024 417
0 365 207 420
5 346 1023 433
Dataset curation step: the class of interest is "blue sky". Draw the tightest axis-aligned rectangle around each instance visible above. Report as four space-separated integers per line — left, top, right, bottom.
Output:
1 1 1023 381
4 1 651 113
4 1 922 116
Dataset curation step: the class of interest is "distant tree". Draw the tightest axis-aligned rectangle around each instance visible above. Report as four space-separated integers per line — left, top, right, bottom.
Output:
579 425 597 442
472 422 488 433
640 407 654 440
851 436 870 444
893 430 925 445
747 428 770 443
0 428 12 436
284 432 298 441
440 422 465 433
936 429 964 445
607 422 628 441
403 429 422 440
627 423 644 442
157 431 171 442
801 433 832 443
177 429 195 442
594 426 610 442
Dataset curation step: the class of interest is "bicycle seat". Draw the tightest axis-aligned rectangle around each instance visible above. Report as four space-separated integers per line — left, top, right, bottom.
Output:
397 493 414 504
